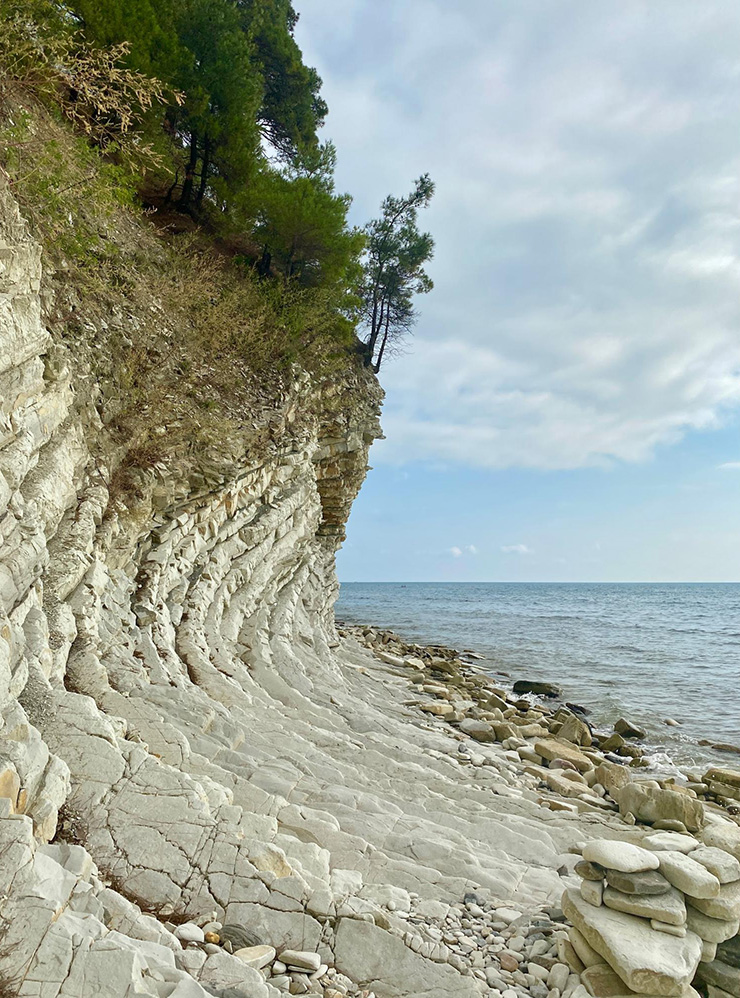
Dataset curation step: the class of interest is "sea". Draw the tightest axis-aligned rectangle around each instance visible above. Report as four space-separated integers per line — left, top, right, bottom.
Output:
335 582 740 774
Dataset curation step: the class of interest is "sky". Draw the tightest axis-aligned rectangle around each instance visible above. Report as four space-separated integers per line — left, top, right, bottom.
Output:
296 1 740 582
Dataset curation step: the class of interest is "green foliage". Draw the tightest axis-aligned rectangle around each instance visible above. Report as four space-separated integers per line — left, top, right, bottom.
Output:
0 0 177 163
0 109 138 263
253 142 364 290
362 174 435 371
237 0 328 159
68 0 327 209
0 0 436 385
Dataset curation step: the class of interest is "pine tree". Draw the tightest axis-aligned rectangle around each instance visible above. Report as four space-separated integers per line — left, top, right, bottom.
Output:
362 175 435 371
254 142 364 287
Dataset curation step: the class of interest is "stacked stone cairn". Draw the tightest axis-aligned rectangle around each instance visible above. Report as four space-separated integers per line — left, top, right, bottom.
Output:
562 833 740 998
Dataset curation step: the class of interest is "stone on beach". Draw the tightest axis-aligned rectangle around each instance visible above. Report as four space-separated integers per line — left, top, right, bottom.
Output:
650 920 686 938
614 719 646 740
569 926 606 969
581 879 605 907
582 841 660 874
458 718 496 742
687 879 740 921
536 738 593 773
562 889 702 997
604 869 671 896
595 761 632 797
617 784 704 833
559 713 593 747
420 701 455 718
702 823 740 863
691 847 740 885
718 935 740 969
695 959 740 998
279 949 322 971
547 770 591 797
578 860 608 882
513 680 562 697
704 769 740 800
644 832 701 854
233 945 276 969
685 907 740 944
657 850 721 899
581 963 699 998
174 923 205 944
602 885 686 926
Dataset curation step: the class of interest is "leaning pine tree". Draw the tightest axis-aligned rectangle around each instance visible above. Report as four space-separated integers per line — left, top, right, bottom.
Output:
361 173 434 372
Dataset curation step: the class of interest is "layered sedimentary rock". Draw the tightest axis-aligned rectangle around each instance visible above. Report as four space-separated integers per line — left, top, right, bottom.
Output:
0 181 605 997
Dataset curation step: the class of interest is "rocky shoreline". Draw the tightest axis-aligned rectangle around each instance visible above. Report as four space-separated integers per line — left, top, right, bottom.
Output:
340 622 740 822
333 621 740 998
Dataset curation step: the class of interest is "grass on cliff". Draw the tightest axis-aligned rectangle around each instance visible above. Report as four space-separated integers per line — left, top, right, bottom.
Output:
0 2 373 511
0 97 366 506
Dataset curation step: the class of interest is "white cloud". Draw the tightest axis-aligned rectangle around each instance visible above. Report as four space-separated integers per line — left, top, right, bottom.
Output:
300 1 740 471
448 544 478 557
501 544 532 555
718 461 740 469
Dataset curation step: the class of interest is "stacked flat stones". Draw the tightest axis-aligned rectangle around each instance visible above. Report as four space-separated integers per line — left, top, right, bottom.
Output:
561 833 740 998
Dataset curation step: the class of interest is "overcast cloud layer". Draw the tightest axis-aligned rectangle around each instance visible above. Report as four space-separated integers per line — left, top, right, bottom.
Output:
299 1 740 470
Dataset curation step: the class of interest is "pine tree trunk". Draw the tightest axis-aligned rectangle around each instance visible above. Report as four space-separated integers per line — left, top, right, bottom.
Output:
178 130 198 210
256 244 272 278
195 136 211 206
373 312 392 373
163 170 180 206
365 296 385 365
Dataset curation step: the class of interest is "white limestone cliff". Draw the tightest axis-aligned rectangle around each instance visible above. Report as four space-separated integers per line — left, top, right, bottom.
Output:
0 178 604 998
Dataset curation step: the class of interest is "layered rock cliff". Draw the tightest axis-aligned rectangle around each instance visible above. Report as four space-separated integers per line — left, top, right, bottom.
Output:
0 180 591 998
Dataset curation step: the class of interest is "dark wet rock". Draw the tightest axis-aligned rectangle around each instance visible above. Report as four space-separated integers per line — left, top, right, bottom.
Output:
718 936 740 969
512 680 561 698
615 718 647 739
575 860 606 881
220 925 262 950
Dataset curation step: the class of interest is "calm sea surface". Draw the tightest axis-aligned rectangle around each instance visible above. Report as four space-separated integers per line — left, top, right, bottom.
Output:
336 582 740 773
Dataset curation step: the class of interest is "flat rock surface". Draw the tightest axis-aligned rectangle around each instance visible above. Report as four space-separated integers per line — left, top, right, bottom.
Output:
334 918 482 998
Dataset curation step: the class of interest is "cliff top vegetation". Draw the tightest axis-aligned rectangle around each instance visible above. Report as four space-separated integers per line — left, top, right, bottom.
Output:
0 0 435 376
